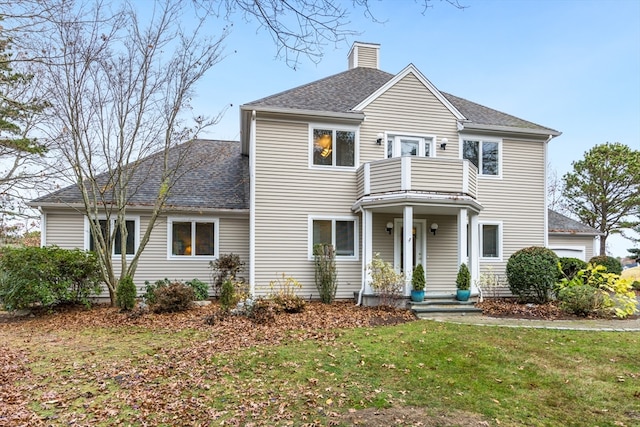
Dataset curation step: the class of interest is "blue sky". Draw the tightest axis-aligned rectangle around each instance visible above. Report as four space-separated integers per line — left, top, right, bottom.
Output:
187 0 640 257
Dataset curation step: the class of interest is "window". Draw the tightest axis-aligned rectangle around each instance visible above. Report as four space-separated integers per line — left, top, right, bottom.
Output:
463 138 501 176
311 127 356 167
480 222 502 260
87 217 137 256
310 216 358 258
386 135 434 158
168 217 218 258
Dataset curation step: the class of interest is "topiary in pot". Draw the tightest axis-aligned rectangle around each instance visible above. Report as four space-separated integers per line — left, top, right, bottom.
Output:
411 264 426 302
455 263 471 301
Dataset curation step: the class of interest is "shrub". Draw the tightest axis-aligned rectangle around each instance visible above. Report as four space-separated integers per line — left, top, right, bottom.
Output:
210 253 244 296
219 278 236 311
116 276 137 311
557 284 605 316
268 273 305 313
142 278 171 305
367 253 404 308
151 282 195 313
588 255 622 275
313 243 337 304
556 263 637 318
412 264 425 291
558 257 587 280
186 278 209 301
506 246 559 303
0 246 102 310
456 263 471 290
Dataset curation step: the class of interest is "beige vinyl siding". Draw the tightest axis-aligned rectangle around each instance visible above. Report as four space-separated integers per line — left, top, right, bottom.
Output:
549 235 596 261
360 73 459 164
134 214 249 294
42 208 248 298
254 119 361 299
369 158 401 193
356 45 378 69
44 211 85 249
476 138 547 276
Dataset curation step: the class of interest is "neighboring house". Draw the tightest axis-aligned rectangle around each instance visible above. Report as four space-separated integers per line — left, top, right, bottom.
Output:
32 41 572 301
547 209 601 261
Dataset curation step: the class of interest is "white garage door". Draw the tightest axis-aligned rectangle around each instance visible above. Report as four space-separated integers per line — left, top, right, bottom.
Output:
549 246 586 261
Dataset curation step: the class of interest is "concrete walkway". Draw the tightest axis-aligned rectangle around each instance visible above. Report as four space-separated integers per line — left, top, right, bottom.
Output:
420 313 640 331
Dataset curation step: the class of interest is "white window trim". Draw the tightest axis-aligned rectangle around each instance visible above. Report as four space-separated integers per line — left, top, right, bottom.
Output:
167 216 220 261
385 133 437 159
84 215 140 258
308 123 359 170
308 215 359 261
460 135 503 179
479 220 503 262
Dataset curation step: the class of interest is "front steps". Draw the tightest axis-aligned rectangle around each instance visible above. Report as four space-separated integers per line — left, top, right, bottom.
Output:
410 293 483 318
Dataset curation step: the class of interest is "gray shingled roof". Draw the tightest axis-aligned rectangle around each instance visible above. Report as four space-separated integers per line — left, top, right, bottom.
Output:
31 140 249 211
548 209 601 235
244 66 558 134
244 67 394 113
441 92 557 132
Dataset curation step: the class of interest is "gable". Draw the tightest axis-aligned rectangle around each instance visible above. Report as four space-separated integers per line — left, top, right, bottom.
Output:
353 64 464 120
363 71 462 124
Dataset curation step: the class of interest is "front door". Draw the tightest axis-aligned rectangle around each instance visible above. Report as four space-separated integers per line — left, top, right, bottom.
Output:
393 219 427 274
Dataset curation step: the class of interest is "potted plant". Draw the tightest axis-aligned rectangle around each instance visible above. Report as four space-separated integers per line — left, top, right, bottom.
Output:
411 264 426 302
456 263 471 301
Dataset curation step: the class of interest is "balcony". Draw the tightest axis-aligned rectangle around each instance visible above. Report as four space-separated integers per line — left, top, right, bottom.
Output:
354 157 480 211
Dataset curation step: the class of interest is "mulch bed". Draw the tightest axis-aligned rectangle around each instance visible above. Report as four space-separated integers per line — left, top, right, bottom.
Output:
477 297 640 320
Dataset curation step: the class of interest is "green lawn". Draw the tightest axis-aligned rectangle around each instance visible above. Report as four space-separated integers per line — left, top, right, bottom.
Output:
3 318 639 426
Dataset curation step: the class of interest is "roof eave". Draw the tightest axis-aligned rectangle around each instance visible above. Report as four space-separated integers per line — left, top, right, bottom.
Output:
549 231 603 237
30 201 249 215
239 105 365 122
460 122 562 138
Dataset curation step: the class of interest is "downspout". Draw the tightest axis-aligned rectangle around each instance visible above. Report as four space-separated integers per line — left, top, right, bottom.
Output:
249 110 257 296
357 206 366 306
543 134 553 248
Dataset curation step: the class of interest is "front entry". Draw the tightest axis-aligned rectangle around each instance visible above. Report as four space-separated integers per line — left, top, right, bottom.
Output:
393 218 427 274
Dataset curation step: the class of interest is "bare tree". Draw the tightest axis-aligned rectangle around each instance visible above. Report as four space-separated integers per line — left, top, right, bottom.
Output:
18 0 228 304
546 165 566 213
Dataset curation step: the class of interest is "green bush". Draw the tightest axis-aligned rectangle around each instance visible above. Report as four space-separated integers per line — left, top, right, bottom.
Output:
313 243 337 304
506 246 559 303
116 276 137 311
588 255 622 275
143 278 173 305
0 246 102 310
412 264 425 291
151 282 195 313
557 284 604 316
455 263 470 290
186 278 209 301
219 278 236 311
559 257 587 280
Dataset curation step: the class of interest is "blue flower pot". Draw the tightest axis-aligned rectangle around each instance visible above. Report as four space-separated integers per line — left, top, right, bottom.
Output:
411 290 425 302
456 289 471 301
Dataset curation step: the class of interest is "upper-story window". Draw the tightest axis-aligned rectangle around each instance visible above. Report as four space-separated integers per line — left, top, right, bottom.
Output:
463 138 501 176
311 126 356 168
386 135 434 158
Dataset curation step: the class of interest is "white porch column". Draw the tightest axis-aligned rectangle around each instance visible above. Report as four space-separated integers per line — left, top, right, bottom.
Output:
469 212 480 293
457 208 468 266
362 209 373 294
403 205 414 296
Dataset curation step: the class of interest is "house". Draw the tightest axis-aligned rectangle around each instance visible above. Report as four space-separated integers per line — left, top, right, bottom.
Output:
547 209 600 261
31 41 570 301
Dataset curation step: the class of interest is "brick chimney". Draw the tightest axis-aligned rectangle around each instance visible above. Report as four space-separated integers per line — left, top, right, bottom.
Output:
347 42 380 70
